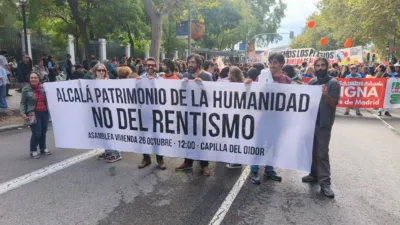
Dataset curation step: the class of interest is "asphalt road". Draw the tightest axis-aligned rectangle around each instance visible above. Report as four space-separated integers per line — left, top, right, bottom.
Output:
0 109 399 225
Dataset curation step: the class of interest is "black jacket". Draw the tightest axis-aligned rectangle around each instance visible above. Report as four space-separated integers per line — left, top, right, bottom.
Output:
17 61 32 82
68 71 84 80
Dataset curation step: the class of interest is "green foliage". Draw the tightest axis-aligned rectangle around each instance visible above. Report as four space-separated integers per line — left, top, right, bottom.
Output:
3 0 288 59
162 18 187 57
246 0 287 47
0 0 19 28
291 0 400 58
199 0 243 50
195 0 287 50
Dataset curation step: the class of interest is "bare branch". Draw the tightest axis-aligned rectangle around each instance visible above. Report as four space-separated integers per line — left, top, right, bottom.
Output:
49 12 71 25
143 0 158 18
67 0 82 24
85 1 91 24
160 0 180 16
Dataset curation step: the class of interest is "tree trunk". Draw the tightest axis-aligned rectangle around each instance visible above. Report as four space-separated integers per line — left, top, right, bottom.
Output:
126 23 135 57
144 0 177 66
150 16 163 64
79 23 91 60
68 0 91 60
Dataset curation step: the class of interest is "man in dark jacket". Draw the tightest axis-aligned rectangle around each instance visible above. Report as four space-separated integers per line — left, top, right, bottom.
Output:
65 54 72 79
302 57 340 198
68 64 85 80
16 54 32 92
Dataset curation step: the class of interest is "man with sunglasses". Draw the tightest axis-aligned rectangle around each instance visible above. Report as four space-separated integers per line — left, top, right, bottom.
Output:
138 58 179 170
140 57 160 79
303 57 340 198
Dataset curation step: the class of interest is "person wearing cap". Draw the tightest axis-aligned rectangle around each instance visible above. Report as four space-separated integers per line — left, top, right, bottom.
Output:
394 62 400 74
344 65 362 116
68 64 85 80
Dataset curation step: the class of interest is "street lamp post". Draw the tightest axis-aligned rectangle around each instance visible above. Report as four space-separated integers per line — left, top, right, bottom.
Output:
19 0 28 56
188 0 192 56
244 0 248 64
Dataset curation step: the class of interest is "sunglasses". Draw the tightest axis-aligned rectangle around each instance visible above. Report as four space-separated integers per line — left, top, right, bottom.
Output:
146 64 156 67
96 69 106 72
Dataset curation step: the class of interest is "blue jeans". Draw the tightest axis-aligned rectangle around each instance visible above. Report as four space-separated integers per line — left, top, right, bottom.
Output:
0 84 7 108
250 165 275 174
30 111 50 152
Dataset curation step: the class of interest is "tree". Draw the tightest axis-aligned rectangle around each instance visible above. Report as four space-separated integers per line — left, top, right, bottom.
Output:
143 0 219 64
0 0 19 28
91 0 150 57
199 0 243 50
245 0 287 47
143 0 179 63
290 13 341 50
162 17 187 58
292 0 400 59
66 0 97 60
194 0 286 51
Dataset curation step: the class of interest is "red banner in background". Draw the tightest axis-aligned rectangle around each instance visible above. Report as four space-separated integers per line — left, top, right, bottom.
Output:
301 78 387 108
337 78 387 108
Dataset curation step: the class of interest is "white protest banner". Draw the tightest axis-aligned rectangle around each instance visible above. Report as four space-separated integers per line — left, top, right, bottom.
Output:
279 48 336 65
336 46 363 65
44 79 322 172
270 46 364 65
384 78 400 108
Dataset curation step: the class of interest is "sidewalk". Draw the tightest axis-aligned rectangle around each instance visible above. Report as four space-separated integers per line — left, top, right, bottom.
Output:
0 89 24 132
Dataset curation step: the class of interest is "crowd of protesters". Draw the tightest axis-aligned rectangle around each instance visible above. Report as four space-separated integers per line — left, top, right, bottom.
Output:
2 46 400 199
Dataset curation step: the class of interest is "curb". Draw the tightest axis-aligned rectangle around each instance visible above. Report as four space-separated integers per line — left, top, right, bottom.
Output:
0 124 26 132
0 108 20 117
0 120 53 133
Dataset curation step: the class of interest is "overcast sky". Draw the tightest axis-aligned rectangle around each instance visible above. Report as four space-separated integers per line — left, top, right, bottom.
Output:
264 0 319 49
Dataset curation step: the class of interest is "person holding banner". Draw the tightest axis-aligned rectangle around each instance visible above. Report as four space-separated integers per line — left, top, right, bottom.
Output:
244 53 291 184
93 63 122 162
138 58 183 170
302 57 340 198
175 54 213 176
140 58 160 79
344 65 363 116
223 66 246 169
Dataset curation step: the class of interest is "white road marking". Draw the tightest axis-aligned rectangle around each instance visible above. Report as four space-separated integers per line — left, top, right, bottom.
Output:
208 165 250 225
0 149 103 195
367 110 396 131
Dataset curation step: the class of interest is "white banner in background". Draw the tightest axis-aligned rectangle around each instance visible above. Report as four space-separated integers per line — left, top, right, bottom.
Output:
270 46 364 65
44 79 322 172
384 78 400 108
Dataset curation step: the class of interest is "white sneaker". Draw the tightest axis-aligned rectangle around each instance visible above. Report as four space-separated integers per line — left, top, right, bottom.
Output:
30 151 40 159
40 149 52 155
